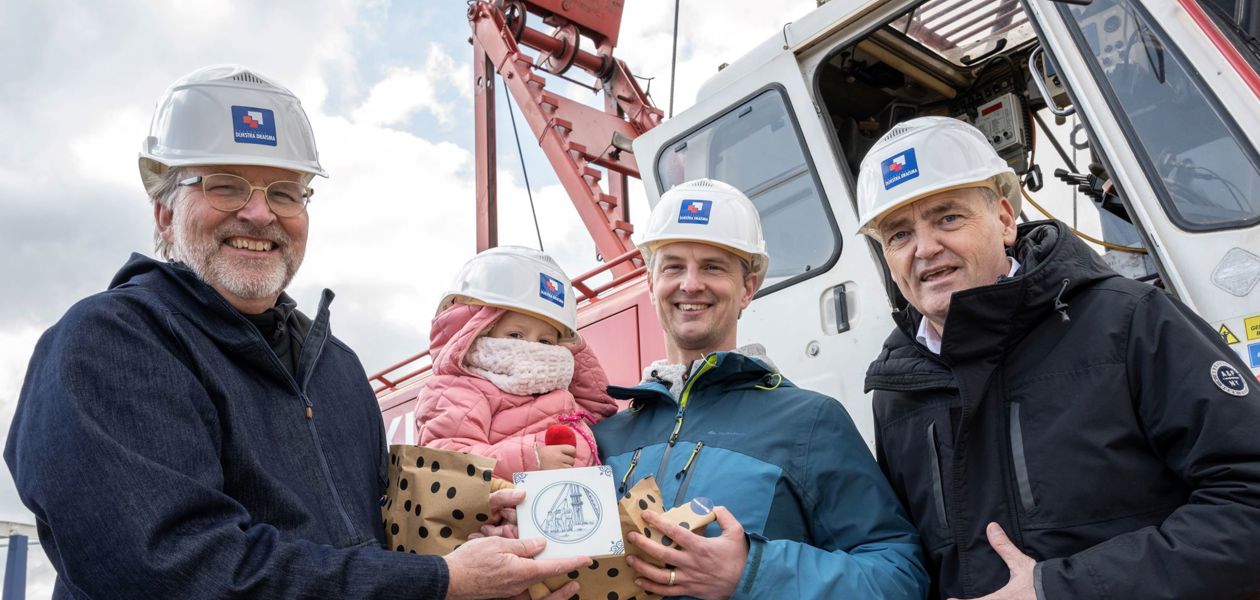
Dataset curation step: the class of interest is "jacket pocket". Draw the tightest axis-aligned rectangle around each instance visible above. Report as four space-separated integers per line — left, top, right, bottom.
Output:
1009 402 1036 512
926 421 949 528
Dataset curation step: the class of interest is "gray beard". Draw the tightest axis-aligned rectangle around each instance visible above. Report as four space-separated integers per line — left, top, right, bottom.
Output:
170 208 301 301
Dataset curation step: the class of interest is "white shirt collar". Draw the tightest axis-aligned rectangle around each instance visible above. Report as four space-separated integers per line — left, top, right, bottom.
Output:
916 256 1021 355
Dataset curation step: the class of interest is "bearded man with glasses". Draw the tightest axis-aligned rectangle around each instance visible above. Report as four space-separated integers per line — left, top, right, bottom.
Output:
5 65 588 600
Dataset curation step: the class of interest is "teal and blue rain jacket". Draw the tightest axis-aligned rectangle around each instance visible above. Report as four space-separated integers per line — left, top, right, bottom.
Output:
594 351 929 599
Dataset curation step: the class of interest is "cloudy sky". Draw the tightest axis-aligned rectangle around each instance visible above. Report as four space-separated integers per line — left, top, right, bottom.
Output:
0 0 825 594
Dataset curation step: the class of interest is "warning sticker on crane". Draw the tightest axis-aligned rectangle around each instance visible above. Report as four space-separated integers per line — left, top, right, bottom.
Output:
1220 324 1241 345
1246 315 1260 341
1249 342 1260 369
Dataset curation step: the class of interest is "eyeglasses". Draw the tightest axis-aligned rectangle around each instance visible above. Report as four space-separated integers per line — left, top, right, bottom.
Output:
177 173 314 217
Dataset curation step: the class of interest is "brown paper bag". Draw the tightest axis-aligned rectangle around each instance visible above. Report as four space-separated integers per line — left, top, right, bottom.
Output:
528 476 717 600
382 445 499 556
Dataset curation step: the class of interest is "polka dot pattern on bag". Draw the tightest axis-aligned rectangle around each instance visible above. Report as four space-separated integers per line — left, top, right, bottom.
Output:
382 446 499 557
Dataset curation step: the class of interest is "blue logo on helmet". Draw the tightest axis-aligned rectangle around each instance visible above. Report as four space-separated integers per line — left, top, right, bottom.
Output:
881 148 920 189
539 273 565 307
677 199 712 224
231 106 277 147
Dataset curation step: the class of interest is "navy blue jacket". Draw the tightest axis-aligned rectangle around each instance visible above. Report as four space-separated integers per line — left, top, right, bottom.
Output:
5 255 447 599
595 351 929 599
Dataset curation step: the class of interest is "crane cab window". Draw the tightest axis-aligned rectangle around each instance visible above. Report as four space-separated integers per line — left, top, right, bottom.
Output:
655 88 839 291
1064 0 1260 231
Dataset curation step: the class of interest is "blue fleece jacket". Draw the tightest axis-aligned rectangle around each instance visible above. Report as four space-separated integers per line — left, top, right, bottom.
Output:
6 254 447 599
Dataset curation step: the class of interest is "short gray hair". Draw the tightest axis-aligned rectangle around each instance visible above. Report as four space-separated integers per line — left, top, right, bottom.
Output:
149 167 185 261
974 185 1001 207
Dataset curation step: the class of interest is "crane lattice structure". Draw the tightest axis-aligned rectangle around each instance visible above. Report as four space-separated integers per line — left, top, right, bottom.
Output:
541 483 591 536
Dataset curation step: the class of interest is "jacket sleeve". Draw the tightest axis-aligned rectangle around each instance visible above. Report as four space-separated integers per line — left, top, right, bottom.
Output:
732 397 930 600
416 376 540 478
3 297 448 599
567 338 619 421
1036 290 1260 599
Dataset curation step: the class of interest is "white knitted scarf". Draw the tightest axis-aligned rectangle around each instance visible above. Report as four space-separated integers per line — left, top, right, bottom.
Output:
464 336 575 395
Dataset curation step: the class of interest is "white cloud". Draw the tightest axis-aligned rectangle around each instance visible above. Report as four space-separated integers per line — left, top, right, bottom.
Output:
67 106 152 189
616 1 818 114
351 44 467 127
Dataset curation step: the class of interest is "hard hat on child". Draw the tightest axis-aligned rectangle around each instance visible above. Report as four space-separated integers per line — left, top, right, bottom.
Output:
637 178 770 284
855 116 1021 235
139 64 327 195
438 246 578 342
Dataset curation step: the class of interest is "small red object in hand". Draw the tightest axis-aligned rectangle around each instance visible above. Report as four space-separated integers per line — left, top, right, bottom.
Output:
545 424 576 446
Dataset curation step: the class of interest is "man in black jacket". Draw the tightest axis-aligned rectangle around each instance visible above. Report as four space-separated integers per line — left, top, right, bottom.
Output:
855 116 1260 599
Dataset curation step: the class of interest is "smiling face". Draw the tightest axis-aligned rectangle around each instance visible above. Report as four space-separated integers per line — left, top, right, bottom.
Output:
876 187 1017 335
647 241 758 364
156 165 308 314
485 310 561 345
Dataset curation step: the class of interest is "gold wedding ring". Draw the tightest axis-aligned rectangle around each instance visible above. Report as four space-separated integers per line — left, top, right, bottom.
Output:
668 569 677 586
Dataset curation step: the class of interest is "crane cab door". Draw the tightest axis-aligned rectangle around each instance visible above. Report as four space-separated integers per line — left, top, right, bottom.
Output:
633 0 923 447
1026 0 1260 377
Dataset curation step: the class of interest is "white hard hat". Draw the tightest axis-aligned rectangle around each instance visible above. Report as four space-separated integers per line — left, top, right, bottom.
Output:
855 116 1020 234
437 246 578 341
638 178 770 281
139 64 327 195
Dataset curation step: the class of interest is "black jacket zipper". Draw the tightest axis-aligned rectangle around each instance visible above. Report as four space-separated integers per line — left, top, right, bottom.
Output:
672 441 705 507
618 447 643 497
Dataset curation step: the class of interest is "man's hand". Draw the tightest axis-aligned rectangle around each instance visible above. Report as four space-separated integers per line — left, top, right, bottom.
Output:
948 523 1037 600
537 444 576 470
444 536 590 600
624 507 748 600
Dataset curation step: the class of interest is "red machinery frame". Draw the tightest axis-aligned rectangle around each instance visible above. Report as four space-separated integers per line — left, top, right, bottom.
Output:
373 0 666 417
469 0 662 274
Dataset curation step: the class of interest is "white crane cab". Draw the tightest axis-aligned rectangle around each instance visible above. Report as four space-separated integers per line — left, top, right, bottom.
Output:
632 0 1260 445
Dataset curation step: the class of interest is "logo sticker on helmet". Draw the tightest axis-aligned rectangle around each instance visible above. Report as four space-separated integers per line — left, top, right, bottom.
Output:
231 106 277 147
677 199 712 224
881 148 920 190
539 273 565 307
1210 360 1250 396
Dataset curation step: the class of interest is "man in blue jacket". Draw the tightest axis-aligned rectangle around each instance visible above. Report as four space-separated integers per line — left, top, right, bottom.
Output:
4 64 587 599
594 178 929 599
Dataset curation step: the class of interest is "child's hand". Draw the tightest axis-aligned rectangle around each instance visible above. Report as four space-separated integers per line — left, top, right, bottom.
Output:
537 444 577 469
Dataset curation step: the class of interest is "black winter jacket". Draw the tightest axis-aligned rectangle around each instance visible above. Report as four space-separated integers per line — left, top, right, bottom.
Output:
866 221 1260 600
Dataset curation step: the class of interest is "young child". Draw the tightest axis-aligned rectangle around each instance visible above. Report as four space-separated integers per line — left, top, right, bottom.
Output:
415 246 618 480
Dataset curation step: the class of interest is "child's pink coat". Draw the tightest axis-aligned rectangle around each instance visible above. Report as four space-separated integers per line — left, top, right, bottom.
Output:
414 304 617 479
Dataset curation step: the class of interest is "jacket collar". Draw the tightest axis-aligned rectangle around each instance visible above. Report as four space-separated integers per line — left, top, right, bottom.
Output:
108 253 333 385
608 348 781 407
898 220 1114 363
868 221 1116 390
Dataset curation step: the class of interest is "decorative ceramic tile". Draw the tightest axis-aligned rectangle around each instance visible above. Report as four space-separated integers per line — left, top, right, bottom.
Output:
515 466 624 559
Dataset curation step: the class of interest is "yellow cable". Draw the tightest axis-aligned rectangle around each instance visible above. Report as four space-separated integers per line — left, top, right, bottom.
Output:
1020 187 1148 254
